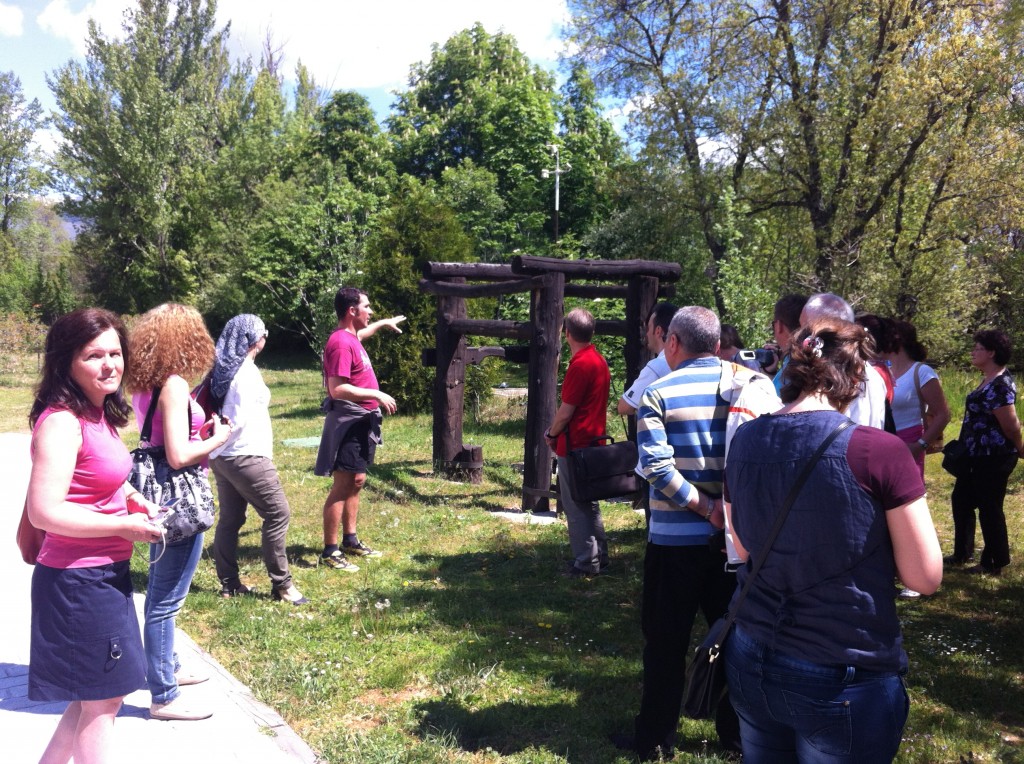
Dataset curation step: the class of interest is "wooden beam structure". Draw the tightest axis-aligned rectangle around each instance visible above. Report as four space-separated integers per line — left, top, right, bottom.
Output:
420 255 682 511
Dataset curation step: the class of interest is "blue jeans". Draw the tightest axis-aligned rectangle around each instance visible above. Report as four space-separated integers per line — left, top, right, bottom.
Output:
144 533 203 704
724 626 909 763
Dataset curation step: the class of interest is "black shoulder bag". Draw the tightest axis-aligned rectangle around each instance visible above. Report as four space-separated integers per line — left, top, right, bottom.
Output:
681 418 855 719
566 431 640 503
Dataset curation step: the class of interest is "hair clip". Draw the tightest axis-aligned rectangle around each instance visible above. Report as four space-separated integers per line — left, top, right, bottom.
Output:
803 335 824 358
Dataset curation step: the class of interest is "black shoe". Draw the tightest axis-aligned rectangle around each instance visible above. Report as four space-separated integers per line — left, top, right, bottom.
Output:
609 732 637 753
943 554 972 567
219 581 254 598
966 564 1002 576
563 565 592 579
609 733 670 762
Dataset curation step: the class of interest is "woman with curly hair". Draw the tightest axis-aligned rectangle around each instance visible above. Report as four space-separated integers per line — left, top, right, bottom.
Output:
948 329 1024 574
28 308 163 763
723 318 941 763
125 303 232 721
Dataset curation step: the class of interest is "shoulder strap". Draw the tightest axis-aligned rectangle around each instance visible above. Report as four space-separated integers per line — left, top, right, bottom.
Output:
140 387 161 443
917 362 933 421
711 418 855 647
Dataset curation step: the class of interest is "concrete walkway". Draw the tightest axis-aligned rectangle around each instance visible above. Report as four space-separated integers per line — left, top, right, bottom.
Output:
0 433 322 764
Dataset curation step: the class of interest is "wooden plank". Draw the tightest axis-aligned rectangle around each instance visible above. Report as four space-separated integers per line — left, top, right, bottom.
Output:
512 254 682 282
419 277 541 298
423 262 516 280
448 318 533 340
522 271 564 512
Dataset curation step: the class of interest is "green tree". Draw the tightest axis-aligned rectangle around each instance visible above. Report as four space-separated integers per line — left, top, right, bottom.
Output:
49 0 234 312
362 178 473 411
388 24 558 252
567 0 1022 321
313 90 395 197
437 160 514 262
0 72 46 234
557 64 624 241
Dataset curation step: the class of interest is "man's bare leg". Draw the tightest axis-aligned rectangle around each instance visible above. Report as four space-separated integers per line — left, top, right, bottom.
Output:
321 470 366 570
322 470 365 546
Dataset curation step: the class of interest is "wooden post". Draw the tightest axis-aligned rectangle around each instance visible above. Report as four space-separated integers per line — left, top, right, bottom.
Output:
522 272 564 512
433 281 467 474
624 276 659 442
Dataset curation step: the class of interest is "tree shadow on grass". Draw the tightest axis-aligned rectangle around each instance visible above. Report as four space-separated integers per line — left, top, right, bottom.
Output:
901 572 1024 734
394 537 655 763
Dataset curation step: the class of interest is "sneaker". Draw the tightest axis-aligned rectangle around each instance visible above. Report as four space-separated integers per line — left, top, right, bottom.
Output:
272 585 310 605
174 668 209 686
150 697 213 721
342 540 382 558
321 550 360 572
943 555 973 567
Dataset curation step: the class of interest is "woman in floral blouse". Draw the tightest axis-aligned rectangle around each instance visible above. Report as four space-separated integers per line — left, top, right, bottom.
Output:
949 330 1024 574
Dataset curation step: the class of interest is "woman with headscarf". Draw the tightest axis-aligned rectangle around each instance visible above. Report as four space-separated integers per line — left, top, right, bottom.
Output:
209 314 307 605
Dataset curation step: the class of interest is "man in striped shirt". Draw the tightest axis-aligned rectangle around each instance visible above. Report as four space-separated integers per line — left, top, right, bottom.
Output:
615 306 767 759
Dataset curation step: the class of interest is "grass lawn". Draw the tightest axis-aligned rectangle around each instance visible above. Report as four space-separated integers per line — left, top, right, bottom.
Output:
4 356 1024 763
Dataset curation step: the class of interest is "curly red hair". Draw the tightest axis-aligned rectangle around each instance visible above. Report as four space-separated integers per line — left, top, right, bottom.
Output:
124 303 214 392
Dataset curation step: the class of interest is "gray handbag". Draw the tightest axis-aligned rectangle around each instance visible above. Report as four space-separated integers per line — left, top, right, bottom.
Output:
128 388 215 543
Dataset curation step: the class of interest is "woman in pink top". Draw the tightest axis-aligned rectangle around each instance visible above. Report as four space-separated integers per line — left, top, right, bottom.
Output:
125 304 232 722
27 308 163 764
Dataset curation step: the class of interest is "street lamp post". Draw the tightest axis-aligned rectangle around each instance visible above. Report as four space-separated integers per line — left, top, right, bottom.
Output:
541 143 570 243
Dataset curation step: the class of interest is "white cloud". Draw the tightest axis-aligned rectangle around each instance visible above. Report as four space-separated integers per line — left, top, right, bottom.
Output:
31 0 569 93
216 0 570 92
0 2 24 36
37 0 132 55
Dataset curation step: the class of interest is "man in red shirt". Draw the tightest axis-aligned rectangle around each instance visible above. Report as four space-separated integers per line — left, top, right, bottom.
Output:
314 287 404 572
544 308 611 578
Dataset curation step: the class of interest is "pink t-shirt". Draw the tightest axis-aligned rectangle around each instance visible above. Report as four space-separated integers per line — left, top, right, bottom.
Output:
33 407 133 569
323 328 379 411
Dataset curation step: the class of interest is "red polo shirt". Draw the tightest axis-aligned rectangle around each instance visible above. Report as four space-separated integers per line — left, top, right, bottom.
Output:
555 343 610 457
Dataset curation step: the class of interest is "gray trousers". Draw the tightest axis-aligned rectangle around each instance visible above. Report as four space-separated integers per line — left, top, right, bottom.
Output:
211 455 292 590
556 456 608 574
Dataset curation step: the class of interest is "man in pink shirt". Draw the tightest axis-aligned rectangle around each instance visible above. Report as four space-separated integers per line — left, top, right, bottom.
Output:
314 287 404 571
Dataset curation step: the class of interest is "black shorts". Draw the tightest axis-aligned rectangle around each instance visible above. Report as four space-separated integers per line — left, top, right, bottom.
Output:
314 400 383 477
334 414 377 474
29 561 146 701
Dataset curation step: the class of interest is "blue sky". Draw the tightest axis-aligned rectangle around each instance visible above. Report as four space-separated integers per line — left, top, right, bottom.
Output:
0 0 571 151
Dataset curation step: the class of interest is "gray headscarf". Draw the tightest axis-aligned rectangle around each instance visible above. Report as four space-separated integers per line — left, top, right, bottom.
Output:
211 314 266 399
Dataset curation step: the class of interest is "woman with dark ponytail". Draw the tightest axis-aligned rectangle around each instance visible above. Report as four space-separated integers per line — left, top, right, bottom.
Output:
722 318 942 763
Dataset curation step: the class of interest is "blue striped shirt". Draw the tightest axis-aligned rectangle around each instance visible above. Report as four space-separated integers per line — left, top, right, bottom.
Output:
637 357 728 546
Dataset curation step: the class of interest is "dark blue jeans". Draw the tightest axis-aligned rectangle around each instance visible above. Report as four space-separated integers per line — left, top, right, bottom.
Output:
724 626 908 763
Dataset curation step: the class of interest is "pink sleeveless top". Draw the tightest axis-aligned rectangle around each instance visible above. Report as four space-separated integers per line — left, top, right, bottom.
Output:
33 407 133 569
132 376 207 468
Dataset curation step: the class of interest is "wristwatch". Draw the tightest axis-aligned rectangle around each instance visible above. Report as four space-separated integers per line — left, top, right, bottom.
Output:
704 495 714 519
917 438 929 449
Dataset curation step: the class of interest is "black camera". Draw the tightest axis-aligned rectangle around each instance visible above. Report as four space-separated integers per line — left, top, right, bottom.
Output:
738 348 777 368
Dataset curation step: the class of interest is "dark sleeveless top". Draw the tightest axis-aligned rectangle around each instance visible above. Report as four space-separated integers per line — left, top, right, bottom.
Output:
727 409 917 672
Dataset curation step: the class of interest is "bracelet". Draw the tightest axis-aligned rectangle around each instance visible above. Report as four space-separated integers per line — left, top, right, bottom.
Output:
917 438 928 449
